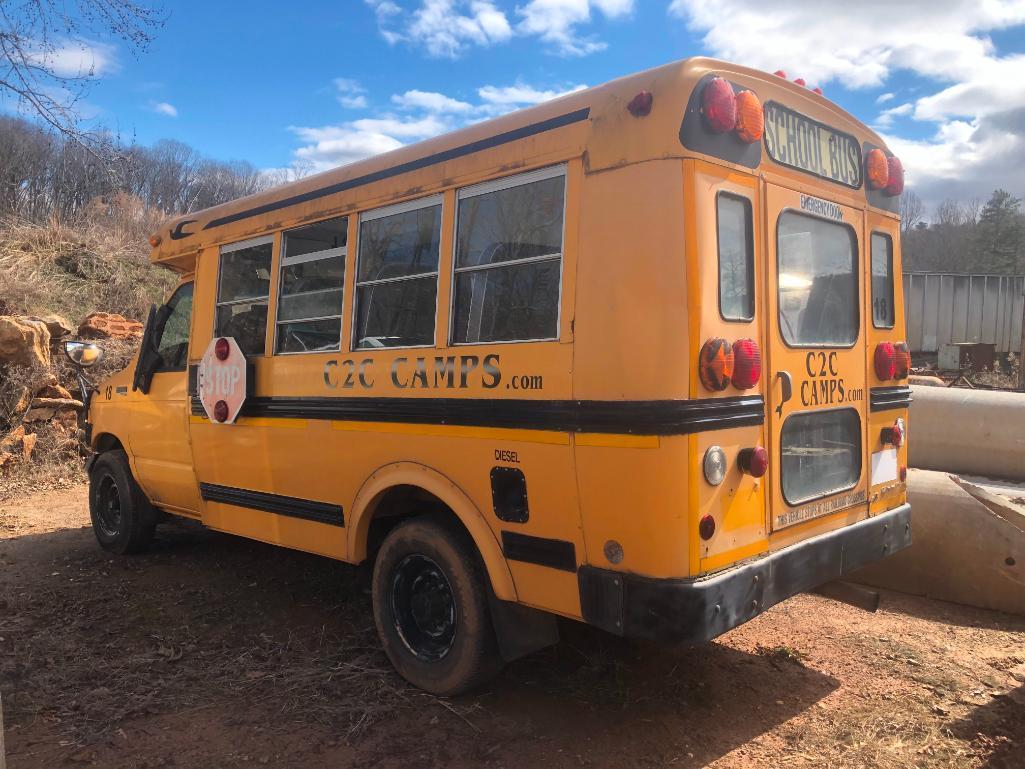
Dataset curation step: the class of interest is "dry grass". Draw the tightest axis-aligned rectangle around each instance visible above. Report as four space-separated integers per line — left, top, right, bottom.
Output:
0 196 175 323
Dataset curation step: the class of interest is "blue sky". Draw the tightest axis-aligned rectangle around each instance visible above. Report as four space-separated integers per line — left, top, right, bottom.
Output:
22 1 1025 208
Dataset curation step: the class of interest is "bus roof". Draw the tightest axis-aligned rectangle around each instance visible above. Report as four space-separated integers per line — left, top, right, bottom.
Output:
151 56 896 273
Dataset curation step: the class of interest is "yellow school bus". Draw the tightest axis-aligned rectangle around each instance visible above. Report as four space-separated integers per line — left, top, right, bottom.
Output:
77 57 912 695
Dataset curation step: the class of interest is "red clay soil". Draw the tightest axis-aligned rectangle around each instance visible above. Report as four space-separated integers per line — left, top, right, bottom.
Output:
1 485 1023 768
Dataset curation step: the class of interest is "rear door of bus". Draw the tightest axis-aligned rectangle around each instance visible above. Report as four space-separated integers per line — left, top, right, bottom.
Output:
763 184 869 534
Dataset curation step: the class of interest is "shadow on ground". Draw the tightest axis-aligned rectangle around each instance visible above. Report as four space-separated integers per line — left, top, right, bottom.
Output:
2 521 838 769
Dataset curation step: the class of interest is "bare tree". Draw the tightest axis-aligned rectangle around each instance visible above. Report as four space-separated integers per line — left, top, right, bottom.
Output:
899 189 924 234
0 1 163 143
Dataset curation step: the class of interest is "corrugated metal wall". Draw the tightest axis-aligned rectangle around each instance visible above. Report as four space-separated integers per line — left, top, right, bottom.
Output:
903 273 1025 354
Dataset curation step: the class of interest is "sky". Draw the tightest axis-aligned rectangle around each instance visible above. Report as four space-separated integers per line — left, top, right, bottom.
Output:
22 0 1025 210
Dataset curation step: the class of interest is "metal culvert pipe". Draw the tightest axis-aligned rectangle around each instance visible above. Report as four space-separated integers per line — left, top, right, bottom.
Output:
910 385 1025 481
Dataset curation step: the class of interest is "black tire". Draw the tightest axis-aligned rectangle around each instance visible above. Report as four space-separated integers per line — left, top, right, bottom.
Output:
372 515 502 696
88 450 155 555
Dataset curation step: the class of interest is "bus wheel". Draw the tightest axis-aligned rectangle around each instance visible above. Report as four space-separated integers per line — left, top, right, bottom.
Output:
88 450 155 555
372 516 502 695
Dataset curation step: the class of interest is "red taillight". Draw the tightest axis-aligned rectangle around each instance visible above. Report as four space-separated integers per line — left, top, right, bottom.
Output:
735 90 764 143
699 337 734 392
882 419 905 448
213 399 229 423
874 341 897 380
627 90 653 117
738 446 768 478
699 514 716 540
894 342 911 379
885 156 905 196
866 149 889 190
215 337 230 361
702 77 737 133
731 338 762 389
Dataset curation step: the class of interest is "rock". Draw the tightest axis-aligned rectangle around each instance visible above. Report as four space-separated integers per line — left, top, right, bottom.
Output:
28 313 74 340
36 383 73 400
23 407 55 422
21 431 36 460
0 425 25 453
78 312 143 340
0 316 51 368
55 408 78 430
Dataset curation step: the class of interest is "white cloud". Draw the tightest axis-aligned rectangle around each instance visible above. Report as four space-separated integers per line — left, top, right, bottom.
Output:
148 101 178 118
33 39 118 78
334 78 368 109
364 0 631 57
669 0 1025 204
290 78 587 171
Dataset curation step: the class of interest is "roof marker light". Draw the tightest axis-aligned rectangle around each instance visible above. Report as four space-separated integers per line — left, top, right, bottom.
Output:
774 70 787 78
794 78 807 87
812 87 823 95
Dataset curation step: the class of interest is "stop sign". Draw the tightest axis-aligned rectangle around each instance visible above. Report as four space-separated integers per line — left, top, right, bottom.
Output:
198 336 247 424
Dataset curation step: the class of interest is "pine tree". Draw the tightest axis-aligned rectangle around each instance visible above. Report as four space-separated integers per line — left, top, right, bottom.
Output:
974 189 1025 274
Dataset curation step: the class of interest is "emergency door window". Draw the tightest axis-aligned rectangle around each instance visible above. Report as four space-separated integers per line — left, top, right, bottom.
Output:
216 236 273 357
777 212 858 347
781 408 862 504
154 283 193 372
871 232 895 328
452 165 565 344
354 196 442 349
717 193 754 321
276 217 347 354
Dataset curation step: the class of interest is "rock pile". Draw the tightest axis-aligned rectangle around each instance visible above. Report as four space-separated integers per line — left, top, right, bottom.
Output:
0 310 138 473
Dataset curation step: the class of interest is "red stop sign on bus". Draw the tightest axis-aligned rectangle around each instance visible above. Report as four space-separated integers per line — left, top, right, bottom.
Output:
198 337 247 424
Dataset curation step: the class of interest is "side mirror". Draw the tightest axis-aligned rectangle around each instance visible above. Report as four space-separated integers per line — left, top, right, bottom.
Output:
64 340 105 368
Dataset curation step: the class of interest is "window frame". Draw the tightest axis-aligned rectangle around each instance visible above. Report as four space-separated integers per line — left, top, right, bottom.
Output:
779 406 863 507
273 216 348 356
775 208 860 350
214 234 274 358
449 163 567 347
352 194 444 351
153 281 194 374
716 191 755 323
870 230 895 330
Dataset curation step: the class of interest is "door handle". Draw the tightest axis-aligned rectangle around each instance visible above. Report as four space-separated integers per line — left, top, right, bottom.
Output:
775 370 793 418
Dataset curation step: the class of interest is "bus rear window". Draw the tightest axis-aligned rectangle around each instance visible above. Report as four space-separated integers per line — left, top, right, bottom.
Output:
871 232 895 328
777 212 858 347
781 408 862 505
717 193 754 321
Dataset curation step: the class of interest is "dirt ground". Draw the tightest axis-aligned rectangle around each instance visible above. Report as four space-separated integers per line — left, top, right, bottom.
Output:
1 486 1023 769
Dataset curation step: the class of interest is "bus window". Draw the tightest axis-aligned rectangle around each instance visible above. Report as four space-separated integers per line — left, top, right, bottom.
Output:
777 212 858 347
717 193 754 321
354 196 442 349
781 408 862 504
452 166 565 344
154 283 193 371
275 217 347 354
871 232 895 329
215 236 273 357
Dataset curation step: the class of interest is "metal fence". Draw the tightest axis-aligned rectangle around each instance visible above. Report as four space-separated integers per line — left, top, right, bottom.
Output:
903 273 1025 354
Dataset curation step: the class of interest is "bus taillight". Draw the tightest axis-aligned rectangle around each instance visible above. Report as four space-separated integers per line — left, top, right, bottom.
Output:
874 342 897 380
731 338 762 389
866 149 889 190
885 156 905 196
881 418 905 448
735 91 764 143
699 337 734 391
738 446 769 478
702 77 737 133
894 342 911 379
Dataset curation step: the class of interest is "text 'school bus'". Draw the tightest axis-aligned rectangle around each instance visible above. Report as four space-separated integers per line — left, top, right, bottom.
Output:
80 57 912 695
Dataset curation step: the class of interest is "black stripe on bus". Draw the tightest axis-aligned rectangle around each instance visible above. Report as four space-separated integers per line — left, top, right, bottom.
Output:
501 531 577 572
190 394 765 435
199 482 344 527
201 107 591 232
869 386 912 412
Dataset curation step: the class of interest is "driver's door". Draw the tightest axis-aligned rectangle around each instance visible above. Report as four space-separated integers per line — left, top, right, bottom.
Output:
128 282 202 515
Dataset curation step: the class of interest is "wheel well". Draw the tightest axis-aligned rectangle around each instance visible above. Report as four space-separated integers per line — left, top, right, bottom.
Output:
364 484 474 563
93 433 125 454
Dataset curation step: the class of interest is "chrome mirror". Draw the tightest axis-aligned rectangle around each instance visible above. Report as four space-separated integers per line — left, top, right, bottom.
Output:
63 340 104 368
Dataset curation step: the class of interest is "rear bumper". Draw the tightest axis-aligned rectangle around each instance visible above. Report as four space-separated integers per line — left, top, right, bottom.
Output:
578 503 911 643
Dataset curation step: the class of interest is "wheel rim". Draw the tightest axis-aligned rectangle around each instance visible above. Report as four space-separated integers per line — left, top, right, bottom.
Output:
390 554 457 662
96 474 122 537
